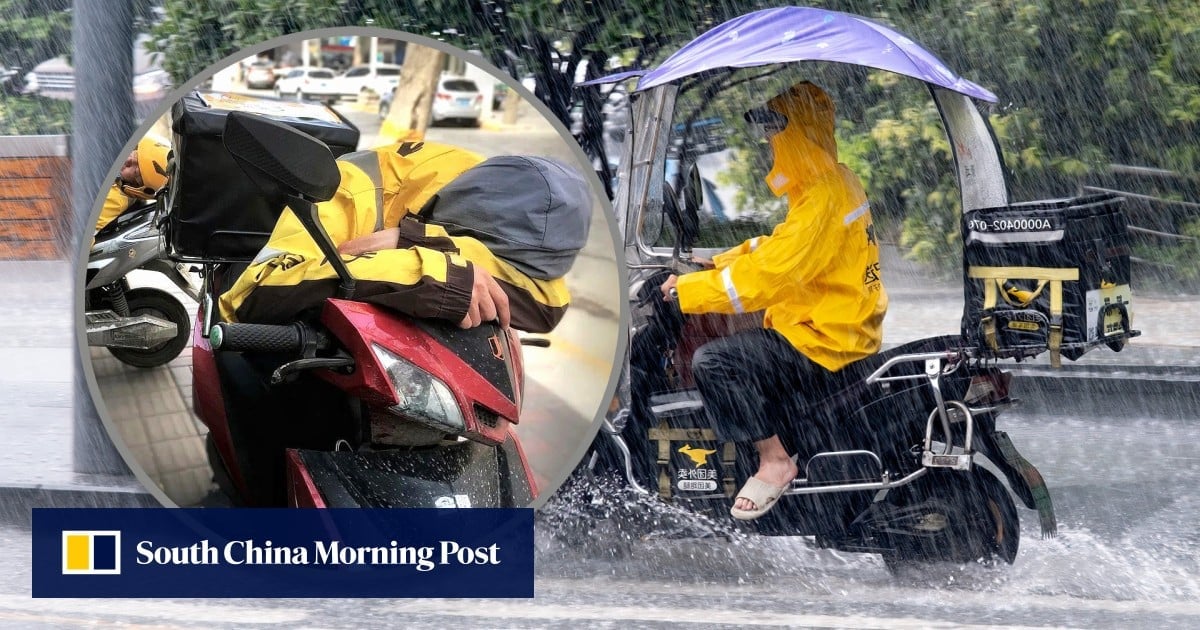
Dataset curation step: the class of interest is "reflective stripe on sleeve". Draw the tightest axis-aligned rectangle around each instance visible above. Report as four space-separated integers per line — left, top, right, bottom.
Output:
749 236 761 251
339 150 386 231
843 201 870 225
721 266 745 314
252 246 287 265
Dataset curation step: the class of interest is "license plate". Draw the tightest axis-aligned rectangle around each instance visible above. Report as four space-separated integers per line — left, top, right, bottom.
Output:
456 97 471 106
923 452 973 470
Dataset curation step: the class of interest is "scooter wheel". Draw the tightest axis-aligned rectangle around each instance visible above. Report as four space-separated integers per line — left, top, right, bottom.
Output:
878 469 1020 571
108 288 191 369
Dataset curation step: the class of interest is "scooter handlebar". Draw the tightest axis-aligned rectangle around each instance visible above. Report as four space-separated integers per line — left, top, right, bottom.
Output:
210 322 305 354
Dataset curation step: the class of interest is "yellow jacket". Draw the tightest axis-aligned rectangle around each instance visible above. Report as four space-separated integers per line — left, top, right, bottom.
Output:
676 83 887 371
95 184 135 235
219 141 570 333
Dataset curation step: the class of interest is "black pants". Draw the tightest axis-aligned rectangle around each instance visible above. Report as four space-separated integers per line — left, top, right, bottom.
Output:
691 328 833 444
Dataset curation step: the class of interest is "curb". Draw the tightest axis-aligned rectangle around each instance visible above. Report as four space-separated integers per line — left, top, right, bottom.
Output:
1009 371 1200 418
0 482 158 528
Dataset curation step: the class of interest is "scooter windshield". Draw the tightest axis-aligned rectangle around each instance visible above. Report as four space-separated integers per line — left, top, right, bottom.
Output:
632 60 994 255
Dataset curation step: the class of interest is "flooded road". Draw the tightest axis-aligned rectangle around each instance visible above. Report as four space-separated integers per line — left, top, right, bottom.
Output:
2 395 1196 628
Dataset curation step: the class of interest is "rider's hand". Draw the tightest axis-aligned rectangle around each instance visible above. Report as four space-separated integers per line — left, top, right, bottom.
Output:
338 227 401 256
462 264 511 329
660 274 679 302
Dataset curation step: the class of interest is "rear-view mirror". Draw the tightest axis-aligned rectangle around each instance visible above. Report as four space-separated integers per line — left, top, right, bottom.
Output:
222 111 340 203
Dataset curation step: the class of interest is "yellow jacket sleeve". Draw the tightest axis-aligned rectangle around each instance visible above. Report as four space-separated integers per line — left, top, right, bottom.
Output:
711 234 771 269
219 144 572 333
94 184 133 235
389 217 571 332
677 181 837 315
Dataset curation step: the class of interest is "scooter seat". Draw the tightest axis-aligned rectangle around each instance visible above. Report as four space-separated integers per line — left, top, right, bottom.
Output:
792 335 965 421
648 335 962 421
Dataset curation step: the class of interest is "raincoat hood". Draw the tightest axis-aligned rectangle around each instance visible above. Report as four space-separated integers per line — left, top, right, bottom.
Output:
763 82 839 197
418 155 592 280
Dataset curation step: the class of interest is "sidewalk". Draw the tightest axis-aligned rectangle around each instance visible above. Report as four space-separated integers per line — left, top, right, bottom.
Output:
0 262 155 524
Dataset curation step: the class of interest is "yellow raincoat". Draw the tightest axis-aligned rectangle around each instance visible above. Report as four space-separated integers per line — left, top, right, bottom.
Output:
218 141 570 333
95 184 135 234
676 82 887 371
95 135 172 236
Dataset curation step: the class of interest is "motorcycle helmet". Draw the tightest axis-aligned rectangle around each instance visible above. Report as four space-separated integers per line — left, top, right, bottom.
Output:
118 134 172 200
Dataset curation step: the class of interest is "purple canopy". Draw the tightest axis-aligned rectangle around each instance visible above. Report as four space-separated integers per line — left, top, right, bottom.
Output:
586 7 995 102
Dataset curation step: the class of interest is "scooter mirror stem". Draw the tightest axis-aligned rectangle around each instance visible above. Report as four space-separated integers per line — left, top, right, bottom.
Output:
288 194 357 299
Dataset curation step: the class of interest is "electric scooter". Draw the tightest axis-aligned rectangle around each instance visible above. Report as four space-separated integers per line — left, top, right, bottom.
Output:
85 199 195 368
176 111 537 508
570 6 1136 569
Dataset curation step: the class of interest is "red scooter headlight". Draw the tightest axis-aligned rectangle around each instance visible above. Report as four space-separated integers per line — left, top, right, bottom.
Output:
371 343 466 434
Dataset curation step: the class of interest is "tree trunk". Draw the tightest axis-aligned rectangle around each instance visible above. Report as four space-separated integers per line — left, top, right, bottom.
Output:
503 86 521 125
382 45 445 142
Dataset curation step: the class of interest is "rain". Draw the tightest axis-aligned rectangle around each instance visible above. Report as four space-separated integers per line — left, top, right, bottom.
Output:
2 0 1199 627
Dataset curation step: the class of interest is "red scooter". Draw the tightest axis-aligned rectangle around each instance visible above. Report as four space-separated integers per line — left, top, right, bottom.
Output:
175 110 537 507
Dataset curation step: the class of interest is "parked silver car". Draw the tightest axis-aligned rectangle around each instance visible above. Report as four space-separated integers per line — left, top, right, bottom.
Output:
245 61 277 90
431 76 483 127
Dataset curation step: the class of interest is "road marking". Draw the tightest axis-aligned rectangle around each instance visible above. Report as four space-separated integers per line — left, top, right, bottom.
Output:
529 577 1200 619
384 600 1084 628
0 609 185 629
0 595 307 624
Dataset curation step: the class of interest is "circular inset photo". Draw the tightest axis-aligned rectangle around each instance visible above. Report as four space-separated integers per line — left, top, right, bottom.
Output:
81 29 625 509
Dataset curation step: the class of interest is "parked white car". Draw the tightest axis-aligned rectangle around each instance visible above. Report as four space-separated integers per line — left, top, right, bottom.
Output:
29 34 170 102
432 75 483 126
274 67 339 103
333 64 402 101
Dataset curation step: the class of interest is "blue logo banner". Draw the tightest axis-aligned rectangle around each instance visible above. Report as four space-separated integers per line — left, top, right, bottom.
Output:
33 508 534 598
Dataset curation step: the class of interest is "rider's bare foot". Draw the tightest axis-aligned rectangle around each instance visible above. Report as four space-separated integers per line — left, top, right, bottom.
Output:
733 450 798 512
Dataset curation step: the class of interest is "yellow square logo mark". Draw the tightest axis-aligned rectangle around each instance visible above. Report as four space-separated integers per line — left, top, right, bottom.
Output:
61 531 121 575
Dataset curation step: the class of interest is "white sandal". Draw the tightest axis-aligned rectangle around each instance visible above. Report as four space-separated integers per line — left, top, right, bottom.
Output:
730 476 789 521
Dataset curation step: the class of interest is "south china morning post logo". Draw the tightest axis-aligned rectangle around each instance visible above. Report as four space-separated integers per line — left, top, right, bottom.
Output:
62 532 501 573
61 531 121 575
35 508 533 597
132 537 500 572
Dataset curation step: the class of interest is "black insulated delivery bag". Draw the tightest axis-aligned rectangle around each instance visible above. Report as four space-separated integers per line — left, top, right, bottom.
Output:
166 91 359 262
960 193 1135 366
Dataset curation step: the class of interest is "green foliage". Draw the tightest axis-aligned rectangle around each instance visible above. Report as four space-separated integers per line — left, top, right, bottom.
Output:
0 94 71 134
0 0 71 70
147 0 367 80
1139 218 1200 283
840 0 1200 275
693 217 772 249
